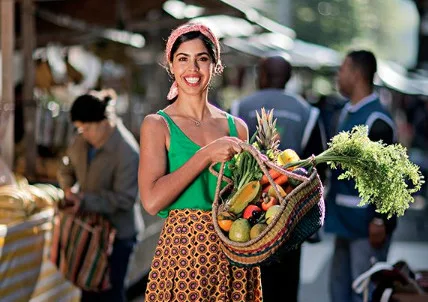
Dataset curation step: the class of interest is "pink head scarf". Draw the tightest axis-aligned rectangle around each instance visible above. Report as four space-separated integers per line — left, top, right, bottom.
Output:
165 23 223 100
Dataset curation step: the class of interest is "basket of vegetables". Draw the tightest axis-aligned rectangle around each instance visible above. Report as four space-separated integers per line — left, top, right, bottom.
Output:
211 109 324 267
211 109 424 267
211 143 324 267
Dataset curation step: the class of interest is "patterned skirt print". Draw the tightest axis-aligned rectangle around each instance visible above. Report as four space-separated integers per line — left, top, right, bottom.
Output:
145 209 262 302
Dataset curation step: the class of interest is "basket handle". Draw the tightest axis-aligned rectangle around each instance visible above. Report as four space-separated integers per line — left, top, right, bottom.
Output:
211 142 287 208
208 161 233 199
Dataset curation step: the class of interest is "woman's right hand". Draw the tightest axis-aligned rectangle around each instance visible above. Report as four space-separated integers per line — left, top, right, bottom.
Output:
201 136 243 163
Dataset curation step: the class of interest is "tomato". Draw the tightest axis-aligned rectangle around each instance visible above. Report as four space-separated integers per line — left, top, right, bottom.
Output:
242 205 262 220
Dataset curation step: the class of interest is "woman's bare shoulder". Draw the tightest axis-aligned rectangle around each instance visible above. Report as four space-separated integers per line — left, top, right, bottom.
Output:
140 113 169 133
231 115 249 141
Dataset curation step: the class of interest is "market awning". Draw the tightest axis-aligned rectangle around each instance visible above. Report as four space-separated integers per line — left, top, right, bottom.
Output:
36 8 146 48
376 61 428 96
222 33 342 69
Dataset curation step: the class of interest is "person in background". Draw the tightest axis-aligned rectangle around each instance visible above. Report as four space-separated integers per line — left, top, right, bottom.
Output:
231 55 327 302
57 89 143 302
325 50 397 302
139 23 262 301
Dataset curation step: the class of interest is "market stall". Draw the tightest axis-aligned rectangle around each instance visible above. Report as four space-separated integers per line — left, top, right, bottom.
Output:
0 160 80 300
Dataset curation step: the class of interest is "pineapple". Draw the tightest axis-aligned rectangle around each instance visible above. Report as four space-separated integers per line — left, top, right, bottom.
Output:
253 108 280 160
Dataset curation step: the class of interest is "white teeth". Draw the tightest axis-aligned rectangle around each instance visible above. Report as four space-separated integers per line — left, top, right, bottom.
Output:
185 77 200 84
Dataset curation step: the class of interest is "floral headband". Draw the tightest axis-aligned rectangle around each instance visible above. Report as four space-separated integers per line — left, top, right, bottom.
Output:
165 23 223 100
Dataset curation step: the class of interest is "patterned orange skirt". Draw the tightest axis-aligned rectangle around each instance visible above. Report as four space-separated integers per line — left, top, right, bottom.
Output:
145 209 262 302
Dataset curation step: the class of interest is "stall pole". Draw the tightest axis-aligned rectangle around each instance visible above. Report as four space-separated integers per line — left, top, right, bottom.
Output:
22 0 37 179
0 0 15 170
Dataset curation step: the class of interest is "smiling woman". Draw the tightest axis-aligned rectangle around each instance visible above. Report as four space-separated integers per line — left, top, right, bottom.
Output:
139 23 262 301
168 37 213 104
165 26 223 102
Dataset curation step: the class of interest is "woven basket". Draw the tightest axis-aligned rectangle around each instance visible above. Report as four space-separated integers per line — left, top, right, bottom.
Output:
211 143 325 267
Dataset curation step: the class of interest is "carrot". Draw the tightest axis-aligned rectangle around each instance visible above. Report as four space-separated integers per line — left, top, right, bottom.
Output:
260 169 282 185
274 174 288 186
262 174 288 193
262 179 288 196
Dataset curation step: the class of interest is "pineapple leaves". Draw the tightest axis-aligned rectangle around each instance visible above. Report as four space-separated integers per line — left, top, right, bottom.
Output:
254 108 280 160
230 108 280 191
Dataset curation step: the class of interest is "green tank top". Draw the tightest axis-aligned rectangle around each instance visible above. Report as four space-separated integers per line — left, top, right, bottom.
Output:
157 110 238 218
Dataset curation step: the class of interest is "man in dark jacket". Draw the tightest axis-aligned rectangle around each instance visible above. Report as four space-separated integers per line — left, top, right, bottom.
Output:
326 50 397 302
231 55 326 302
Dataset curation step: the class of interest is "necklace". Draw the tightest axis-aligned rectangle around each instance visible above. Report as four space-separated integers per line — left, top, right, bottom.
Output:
180 115 202 126
176 112 203 126
187 117 202 127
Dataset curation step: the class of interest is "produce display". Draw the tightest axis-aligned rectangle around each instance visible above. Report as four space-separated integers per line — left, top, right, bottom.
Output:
216 108 425 244
0 175 80 302
0 175 63 225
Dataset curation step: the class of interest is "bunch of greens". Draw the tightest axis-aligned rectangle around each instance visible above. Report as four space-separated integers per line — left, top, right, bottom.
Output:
229 151 263 191
284 125 424 218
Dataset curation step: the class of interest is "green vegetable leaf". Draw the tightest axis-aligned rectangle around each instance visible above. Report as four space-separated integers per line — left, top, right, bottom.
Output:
230 151 263 191
284 125 424 217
